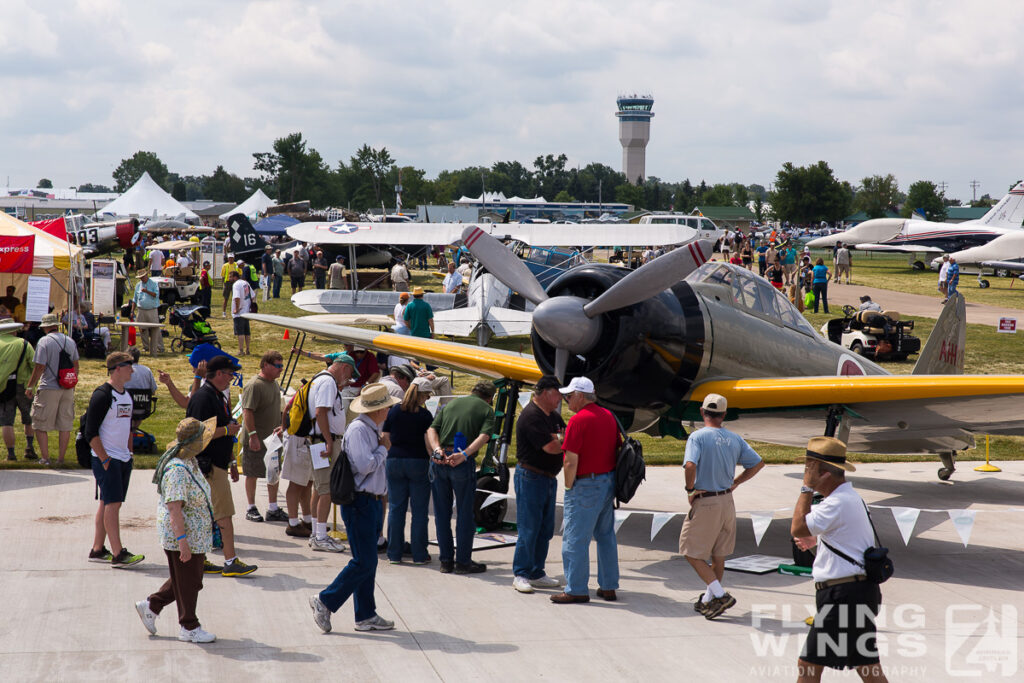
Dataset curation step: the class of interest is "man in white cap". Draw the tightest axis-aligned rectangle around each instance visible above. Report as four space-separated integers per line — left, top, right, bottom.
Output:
680 393 764 619
791 437 888 681
550 376 620 604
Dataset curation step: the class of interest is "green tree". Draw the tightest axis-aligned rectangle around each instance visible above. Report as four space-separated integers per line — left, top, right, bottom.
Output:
351 144 396 206
204 165 249 203
752 196 766 222
76 183 112 193
171 180 186 201
37 178 52 189
553 190 575 202
112 150 169 192
253 132 330 204
901 180 947 221
532 153 569 198
614 183 644 208
768 161 852 223
700 183 735 206
854 174 900 218
490 160 534 197
971 193 995 208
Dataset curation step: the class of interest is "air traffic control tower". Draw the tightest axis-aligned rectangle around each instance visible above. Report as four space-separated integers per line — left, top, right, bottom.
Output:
616 94 654 184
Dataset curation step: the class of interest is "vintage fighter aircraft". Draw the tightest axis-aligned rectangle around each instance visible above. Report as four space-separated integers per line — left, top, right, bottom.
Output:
808 181 1024 269
246 225 1024 487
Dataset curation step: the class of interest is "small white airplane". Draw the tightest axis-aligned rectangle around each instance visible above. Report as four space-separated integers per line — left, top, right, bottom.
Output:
808 181 1024 268
928 231 1024 287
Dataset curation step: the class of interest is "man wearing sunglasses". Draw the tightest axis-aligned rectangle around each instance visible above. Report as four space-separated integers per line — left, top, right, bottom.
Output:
240 351 287 523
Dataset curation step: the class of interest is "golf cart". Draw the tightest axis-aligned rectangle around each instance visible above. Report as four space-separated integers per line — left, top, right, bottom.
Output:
820 305 921 361
149 240 202 305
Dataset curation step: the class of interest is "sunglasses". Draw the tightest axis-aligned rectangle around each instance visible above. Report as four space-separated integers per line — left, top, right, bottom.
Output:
110 361 133 369
270 363 284 369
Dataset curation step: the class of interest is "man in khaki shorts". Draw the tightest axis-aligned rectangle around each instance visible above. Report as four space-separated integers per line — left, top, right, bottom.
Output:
25 313 79 466
240 351 287 523
679 393 764 619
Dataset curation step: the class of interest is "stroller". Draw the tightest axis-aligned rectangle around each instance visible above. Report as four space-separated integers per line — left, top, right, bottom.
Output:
168 304 220 353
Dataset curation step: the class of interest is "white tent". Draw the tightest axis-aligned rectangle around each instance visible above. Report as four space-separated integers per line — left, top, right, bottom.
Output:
219 188 276 220
0 212 84 313
98 172 198 220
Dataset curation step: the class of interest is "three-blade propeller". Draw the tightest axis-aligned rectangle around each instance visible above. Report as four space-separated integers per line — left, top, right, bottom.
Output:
460 226 712 380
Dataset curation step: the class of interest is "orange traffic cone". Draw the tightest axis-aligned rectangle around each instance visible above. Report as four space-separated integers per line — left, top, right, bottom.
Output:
283 329 290 340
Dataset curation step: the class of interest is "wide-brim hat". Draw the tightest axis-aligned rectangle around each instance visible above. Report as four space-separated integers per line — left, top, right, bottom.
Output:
412 286 425 296
39 313 60 328
350 382 400 413
805 436 857 472
168 417 217 459
137 269 150 278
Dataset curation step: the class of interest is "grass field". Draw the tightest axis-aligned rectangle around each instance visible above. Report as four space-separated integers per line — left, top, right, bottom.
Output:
2 252 1021 472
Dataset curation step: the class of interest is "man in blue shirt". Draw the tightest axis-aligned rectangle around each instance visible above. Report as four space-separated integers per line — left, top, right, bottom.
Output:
131 270 164 354
679 393 764 619
944 257 960 301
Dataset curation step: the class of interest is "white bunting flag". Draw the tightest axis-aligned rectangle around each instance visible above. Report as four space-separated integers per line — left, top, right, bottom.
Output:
948 509 977 547
749 512 774 547
517 392 532 408
890 507 921 546
650 512 676 541
613 510 631 534
425 397 439 415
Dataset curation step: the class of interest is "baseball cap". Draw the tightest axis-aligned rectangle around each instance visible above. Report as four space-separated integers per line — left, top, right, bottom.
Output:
394 364 416 381
411 376 433 393
325 351 360 377
533 375 562 393
859 295 871 302
558 376 594 395
207 355 242 373
701 393 728 412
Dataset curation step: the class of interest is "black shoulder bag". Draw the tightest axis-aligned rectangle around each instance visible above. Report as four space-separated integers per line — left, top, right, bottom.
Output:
329 447 356 505
610 413 645 508
821 503 894 584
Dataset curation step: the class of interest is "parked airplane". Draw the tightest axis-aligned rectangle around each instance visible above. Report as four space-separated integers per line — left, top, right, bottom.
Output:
225 213 393 266
66 217 139 256
246 227 1024 489
808 181 1024 268
928 230 1024 287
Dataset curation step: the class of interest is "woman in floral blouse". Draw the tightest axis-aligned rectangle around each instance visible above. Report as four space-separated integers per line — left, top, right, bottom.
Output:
135 417 218 643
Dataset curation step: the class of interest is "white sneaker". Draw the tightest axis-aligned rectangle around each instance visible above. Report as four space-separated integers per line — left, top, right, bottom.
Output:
529 574 562 589
327 536 348 553
178 626 216 643
355 614 395 631
513 576 535 593
310 595 332 633
135 599 157 635
310 535 344 553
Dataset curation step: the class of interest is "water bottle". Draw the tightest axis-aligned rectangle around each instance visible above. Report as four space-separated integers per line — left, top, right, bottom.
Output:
453 431 467 457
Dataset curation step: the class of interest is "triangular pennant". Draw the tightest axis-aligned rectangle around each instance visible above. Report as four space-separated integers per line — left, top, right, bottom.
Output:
480 492 504 509
613 510 631 534
890 507 920 546
650 512 676 541
749 512 773 547
517 392 532 408
948 509 977 547
425 397 439 415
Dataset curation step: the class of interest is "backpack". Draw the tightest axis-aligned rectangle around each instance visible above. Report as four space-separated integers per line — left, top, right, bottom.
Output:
611 413 645 507
329 447 356 505
0 340 28 402
56 335 78 389
286 372 335 437
75 410 92 468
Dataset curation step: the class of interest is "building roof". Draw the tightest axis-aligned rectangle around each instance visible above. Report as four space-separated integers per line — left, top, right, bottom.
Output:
945 206 989 221
844 210 901 222
691 206 754 220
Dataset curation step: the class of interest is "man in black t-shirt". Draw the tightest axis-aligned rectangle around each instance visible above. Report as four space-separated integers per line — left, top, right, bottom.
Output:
185 355 256 577
512 375 566 594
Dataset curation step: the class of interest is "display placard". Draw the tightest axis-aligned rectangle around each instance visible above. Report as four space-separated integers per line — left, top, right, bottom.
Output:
90 259 117 315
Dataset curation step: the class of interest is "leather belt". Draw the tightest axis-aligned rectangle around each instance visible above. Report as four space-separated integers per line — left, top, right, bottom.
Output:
518 463 556 478
577 471 612 480
815 575 868 591
694 487 732 499
356 491 385 501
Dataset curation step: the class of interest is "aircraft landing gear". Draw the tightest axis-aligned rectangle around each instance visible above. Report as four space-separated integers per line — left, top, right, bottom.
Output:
938 451 956 481
912 260 926 271
474 380 519 531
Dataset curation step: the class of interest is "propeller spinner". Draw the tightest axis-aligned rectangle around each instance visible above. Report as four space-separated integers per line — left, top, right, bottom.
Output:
460 226 712 380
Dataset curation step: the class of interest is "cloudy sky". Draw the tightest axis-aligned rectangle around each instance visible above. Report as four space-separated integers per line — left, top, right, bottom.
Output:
2 0 1022 203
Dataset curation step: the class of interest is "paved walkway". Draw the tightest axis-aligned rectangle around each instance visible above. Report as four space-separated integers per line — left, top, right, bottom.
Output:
825 282 1022 327
2 462 1022 681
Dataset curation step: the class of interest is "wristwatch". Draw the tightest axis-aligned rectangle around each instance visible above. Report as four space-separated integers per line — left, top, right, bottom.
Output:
800 485 814 494
685 487 695 494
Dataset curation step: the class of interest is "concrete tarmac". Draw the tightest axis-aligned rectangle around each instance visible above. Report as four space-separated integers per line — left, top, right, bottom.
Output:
824 280 1022 327
1 461 1022 682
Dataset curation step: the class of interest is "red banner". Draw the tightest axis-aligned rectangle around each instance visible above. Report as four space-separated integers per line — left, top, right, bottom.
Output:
0 235 35 273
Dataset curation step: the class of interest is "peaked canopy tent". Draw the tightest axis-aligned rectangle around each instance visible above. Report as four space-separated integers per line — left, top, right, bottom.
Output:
97 172 198 221
219 188 276 220
0 212 85 315
252 214 299 235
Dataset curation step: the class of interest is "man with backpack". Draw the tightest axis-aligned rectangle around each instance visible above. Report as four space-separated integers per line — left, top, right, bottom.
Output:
25 313 79 467
680 393 764 619
0 321 36 461
230 271 255 356
85 351 144 567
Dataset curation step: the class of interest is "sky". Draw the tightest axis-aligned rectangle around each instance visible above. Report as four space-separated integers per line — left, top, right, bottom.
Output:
2 0 1023 203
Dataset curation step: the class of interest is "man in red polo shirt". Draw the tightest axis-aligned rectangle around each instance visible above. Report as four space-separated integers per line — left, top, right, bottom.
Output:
550 376 621 604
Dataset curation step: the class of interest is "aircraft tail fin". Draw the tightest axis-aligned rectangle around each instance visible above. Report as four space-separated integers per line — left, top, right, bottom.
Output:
912 293 966 375
978 181 1024 227
226 212 271 257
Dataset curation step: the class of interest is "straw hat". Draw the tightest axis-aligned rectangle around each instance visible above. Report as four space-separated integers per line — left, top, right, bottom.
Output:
805 436 856 472
168 417 217 459
39 313 60 328
412 286 425 296
137 269 150 278
350 382 400 413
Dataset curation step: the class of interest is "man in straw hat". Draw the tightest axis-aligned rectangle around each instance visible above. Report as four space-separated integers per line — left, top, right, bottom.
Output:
131 269 164 354
25 312 79 466
791 437 888 682
86 351 144 567
136 416 218 643
403 286 434 339
309 382 399 634
680 393 764 619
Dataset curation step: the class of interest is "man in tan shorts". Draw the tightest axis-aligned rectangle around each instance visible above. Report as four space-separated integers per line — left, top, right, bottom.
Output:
25 313 79 466
679 393 764 619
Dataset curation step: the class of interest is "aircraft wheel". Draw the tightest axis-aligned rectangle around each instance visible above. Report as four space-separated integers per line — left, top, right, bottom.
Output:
850 341 864 356
473 475 507 531
912 260 925 271
938 467 952 481
995 268 1010 278
979 279 990 289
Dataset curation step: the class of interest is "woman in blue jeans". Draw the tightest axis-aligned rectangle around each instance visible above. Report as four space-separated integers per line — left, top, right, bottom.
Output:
381 378 434 564
812 258 831 313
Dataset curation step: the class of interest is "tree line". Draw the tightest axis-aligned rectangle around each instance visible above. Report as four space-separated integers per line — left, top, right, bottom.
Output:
68 132 1002 223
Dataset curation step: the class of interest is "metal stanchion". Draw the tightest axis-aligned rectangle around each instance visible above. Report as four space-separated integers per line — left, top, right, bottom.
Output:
974 434 1001 472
